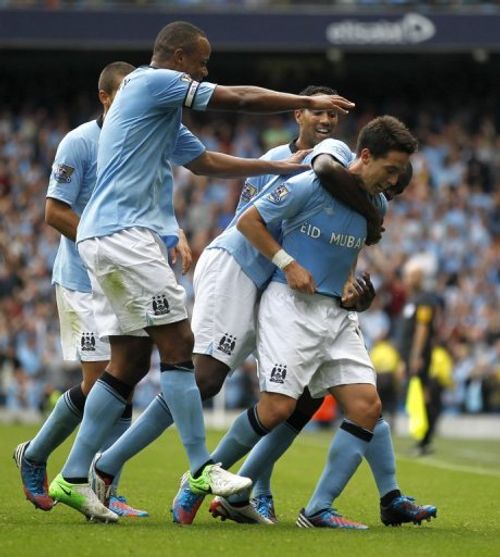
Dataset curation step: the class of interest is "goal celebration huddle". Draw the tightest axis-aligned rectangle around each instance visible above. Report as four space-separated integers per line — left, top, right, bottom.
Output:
14 21 437 530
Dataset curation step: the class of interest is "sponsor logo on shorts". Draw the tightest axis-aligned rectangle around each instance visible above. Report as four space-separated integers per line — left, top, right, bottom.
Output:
270 363 287 384
217 333 237 356
53 163 75 183
152 295 170 316
267 184 290 204
81 332 96 352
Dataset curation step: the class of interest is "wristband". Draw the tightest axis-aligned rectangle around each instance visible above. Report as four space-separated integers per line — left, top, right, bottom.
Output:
272 249 295 270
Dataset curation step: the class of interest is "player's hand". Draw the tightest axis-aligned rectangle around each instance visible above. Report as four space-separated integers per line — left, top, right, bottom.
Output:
169 229 192 274
284 261 316 294
274 149 312 175
341 272 376 312
308 94 355 115
366 216 385 246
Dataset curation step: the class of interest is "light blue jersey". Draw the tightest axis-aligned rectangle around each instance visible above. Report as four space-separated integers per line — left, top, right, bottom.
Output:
209 138 356 288
47 119 101 292
77 66 216 243
254 170 388 297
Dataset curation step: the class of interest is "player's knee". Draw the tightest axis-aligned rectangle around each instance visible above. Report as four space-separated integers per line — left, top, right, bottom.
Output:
258 395 296 430
346 395 381 430
194 355 230 401
164 329 194 363
196 372 225 401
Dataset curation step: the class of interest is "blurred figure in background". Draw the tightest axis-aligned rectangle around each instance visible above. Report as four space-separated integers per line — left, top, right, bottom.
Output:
370 335 402 432
398 256 443 455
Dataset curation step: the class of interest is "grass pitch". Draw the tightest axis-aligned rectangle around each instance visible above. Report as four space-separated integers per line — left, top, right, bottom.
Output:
1 424 499 557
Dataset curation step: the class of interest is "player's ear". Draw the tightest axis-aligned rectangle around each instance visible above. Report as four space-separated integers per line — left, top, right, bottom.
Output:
98 89 110 109
173 47 184 64
360 147 372 164
294 109 303 124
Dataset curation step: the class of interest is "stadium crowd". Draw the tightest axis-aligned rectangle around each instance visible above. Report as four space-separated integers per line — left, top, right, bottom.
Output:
0 100 498 417
1 0 495 9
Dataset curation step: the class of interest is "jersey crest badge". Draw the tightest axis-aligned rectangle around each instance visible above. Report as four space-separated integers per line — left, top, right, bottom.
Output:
152 295 170 316
54 164 75 184
217 333 237 356
267 184 290 204
81 332 96 352
270 363 287 384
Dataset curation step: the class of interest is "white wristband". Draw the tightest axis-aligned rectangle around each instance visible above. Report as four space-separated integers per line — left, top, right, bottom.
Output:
272 249 295 270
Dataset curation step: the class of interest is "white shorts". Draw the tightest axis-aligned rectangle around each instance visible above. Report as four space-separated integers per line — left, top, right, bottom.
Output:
55 284 111 362
78 227 188 339
257 282 376 399
192 248 258 370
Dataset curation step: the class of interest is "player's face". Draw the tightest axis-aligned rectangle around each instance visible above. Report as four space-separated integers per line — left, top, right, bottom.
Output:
360 149 410 195
296 106 338 148
180 37 211 81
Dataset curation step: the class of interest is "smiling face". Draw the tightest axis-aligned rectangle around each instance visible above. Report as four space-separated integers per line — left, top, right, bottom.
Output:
359 148 410 196
295 103 339 149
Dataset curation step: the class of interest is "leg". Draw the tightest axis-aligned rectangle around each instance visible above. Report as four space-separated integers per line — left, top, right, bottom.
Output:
208 392 297 525
149 320 251 497
194 354 231 401
303 383 380 519
49 336 151 521
147 320 211 475
60 336 151 481
14 360 107 511
418 378 442 453
252 390 323 501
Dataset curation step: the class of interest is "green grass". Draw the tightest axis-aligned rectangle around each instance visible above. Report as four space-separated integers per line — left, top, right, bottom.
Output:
1 424 499 557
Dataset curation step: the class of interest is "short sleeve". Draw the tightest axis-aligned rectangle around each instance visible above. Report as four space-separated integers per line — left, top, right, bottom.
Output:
171 124 206 166
311 138 354 168
147 68 217 111
46 134 87 207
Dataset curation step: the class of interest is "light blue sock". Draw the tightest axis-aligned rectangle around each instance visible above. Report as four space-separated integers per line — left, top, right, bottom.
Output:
246 422 299 499
211 407 268 470
97 394 173 478
62 379 127 479
25 389 83 463
304 421 373 516
160 366 210 474
365 418 399 497
99 404 133 489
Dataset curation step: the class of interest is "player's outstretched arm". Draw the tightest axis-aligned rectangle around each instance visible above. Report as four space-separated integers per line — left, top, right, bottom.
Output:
45 197 79 242
184 150 309 179
237 206 316 294
208 86 354 114
313 154 383 245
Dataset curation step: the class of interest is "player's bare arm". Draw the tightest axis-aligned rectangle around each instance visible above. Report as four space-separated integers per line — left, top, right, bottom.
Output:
237 206 316 294
209 86 354 114
313 154 383 245
45 197 79 242
184 150 309 179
